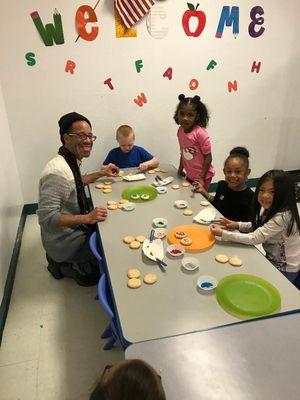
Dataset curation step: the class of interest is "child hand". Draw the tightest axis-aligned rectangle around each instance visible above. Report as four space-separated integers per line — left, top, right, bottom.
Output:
219 218 239 230
192 181 204 194
138 162 148 171
210 224 223 237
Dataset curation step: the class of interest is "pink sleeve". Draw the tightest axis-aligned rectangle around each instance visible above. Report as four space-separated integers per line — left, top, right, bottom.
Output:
196 128 212 155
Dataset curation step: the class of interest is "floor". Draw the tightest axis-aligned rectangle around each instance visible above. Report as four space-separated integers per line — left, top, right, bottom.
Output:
0 215 124 400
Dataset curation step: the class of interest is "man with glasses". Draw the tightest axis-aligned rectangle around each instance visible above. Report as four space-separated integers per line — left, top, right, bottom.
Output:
37 112 119 286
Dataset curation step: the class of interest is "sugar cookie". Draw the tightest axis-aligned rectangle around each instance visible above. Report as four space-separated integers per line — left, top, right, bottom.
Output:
123 236 135 244
104 180 113 185
200 200 210 206
180 237 193 246
135 235 146 243
143 274 157 285
103 189 112 194
160 168 168 173
215 254 229 263
119 199 129 204
127 268 141 279
129 240 141 249
118 203 125 209
95 183 104 189
174 231 187 239
107 200 117 206
183 209 193 216
154 168 161 172
171 184 180 190
127 278 142 289
103 185 112 190
182 182 190 187
107 204 118 210
229 256 243 267
148 169 156 174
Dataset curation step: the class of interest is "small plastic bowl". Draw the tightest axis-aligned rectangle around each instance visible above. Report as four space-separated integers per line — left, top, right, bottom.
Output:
141 193 150 200
156 186 167 194
174 200 188 209
123 202 136 211
154 228 167 239
167 244 185 257
130 193 140 200
197 275 218 291
182 257 200 272
152 217 168 228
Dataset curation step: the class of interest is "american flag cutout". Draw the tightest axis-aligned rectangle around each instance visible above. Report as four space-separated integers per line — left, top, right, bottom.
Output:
115 0 155 29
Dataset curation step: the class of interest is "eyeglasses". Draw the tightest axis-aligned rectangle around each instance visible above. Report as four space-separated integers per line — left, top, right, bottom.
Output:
68 132 97 141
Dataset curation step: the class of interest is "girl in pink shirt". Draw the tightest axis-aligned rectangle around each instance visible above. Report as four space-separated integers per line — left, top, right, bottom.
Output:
174 94 215 190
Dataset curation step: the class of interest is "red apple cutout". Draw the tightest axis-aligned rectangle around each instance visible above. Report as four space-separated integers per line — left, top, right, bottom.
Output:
182 3 206 37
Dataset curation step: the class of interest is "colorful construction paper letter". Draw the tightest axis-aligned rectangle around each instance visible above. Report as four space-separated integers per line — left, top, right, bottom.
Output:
207 60 217 70
65 60 76 74
189 79 199 90
135 60 143 73
134 93 147 107
228 80 237 92
249 6 265 38
163 67 173 80
114 6 137 38
104 78 114 90
215 6 239 38
30 9 64 46
25 52 36 66
75 5 99 41
251 61 261 73
182 3 206 37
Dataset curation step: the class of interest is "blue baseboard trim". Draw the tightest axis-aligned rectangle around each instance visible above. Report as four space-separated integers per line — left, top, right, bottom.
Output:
0 203 37 345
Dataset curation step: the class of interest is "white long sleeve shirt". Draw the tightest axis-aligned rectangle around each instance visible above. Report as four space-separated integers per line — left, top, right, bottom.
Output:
221 211 300 273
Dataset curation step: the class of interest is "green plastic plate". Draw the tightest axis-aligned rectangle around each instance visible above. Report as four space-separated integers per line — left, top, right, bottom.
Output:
122 185 158 202
216 274 281 320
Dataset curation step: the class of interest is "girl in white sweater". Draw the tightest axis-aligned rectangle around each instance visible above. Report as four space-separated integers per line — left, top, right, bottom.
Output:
210 170 300 287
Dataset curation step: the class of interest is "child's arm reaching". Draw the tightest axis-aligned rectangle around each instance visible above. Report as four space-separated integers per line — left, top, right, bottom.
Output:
138 156 159 171
211 214 285 246
193 182 214 203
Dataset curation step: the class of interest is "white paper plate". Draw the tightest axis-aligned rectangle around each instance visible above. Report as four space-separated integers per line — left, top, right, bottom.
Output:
142 239 164 262
181 257 200 271
123 173 146 181
153 176 174 186
193 207 216 224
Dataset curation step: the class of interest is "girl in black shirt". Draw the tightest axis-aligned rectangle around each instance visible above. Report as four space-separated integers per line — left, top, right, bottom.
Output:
194 147 254 221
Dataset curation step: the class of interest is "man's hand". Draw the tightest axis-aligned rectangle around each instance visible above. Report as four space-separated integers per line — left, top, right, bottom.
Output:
100 163 119 177
87 206 108 224
210 224 223 237
219 218 239 230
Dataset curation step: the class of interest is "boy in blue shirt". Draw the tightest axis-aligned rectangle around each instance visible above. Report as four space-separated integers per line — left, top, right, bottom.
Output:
103 125 159 170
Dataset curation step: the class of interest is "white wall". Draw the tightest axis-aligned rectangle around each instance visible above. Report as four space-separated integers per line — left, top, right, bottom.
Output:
0 0 299 204
0 82 23 300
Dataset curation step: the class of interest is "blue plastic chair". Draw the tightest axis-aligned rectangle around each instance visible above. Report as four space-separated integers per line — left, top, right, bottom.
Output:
89 232 102 264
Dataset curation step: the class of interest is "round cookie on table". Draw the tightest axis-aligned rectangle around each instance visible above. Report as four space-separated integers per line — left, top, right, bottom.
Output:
129 240 141 249
183 209 193 216
180 237 193 246
215 254 229 263
229 256 243 267
123 235 135 244
143 274 158 285
127 268 141 279
127 278 142 289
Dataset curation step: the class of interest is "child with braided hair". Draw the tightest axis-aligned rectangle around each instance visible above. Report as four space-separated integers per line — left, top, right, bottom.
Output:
174 94 215 190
